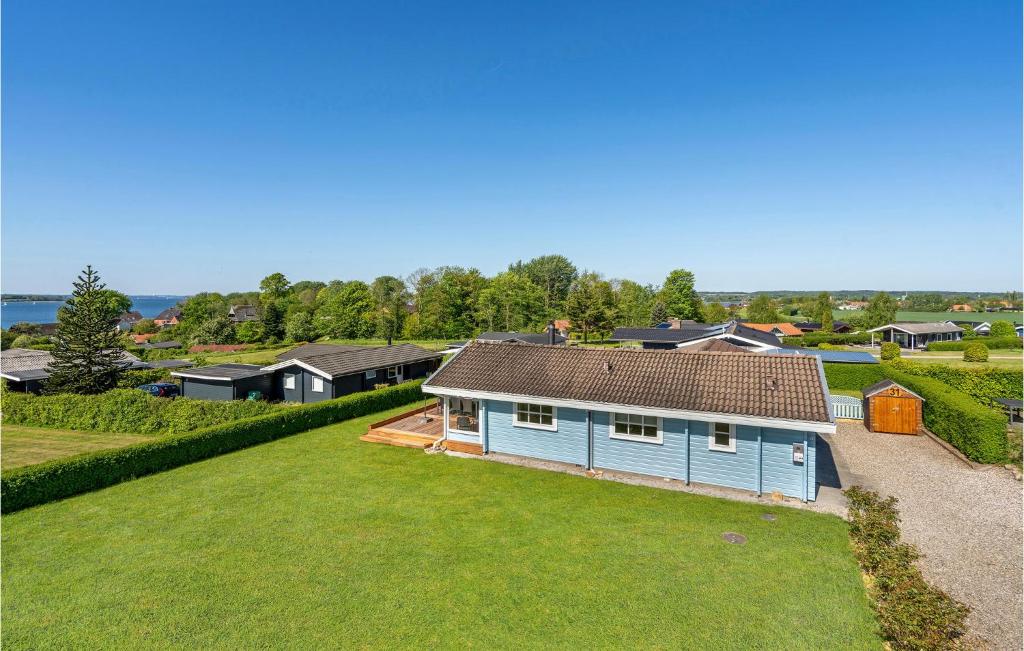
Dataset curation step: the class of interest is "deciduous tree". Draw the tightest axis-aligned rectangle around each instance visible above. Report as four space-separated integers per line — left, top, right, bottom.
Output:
658 269 702 321
564 272 616 343
746 295 781 323
865 292 898 329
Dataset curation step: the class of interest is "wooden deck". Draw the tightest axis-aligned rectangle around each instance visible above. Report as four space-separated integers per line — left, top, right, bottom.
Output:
361 405 444 449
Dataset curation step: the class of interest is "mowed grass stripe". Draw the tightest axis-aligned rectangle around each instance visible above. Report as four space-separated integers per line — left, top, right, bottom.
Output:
2 406 880 649
1 425 155 470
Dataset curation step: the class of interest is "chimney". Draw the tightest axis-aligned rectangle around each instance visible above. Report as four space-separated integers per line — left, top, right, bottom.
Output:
547 321 556 345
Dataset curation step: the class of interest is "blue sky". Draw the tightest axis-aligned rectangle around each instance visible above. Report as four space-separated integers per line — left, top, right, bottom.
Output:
2 1 1020 294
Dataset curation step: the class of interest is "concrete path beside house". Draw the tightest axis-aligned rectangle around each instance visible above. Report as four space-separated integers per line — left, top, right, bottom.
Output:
821 422 1023 650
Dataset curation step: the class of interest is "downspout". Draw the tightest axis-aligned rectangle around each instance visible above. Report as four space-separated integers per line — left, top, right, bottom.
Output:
586 411 594 471
684 421 690 485
801 432 809 503
756 427 763 497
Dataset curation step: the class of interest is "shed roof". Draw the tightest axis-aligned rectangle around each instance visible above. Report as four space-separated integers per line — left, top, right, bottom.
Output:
171 363 271 381
424 342 833 428
742 322 803 337
263 343 444 379
862 379 924 401
275 343 365 361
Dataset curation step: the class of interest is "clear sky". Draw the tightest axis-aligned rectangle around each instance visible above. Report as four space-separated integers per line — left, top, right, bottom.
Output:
2 1 1021 294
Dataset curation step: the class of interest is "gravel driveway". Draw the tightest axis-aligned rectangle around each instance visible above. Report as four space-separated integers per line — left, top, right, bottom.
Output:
821 422 1022 650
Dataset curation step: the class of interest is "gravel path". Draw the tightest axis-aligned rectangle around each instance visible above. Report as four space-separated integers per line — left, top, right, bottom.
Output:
823 422 1023 650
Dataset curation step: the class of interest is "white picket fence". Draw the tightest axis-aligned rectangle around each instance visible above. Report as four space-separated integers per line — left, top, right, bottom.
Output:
832 395 864 420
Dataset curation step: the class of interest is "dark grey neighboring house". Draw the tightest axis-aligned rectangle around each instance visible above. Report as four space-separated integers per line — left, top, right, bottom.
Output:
171 364 275 401
476 330 566 345
228 305 260 323
261 343 445 403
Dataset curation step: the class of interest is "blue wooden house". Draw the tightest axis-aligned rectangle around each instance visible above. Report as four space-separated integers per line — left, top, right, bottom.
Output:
422 342 835 501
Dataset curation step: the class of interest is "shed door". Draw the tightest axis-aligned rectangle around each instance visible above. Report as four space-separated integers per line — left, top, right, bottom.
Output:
874 396 919 434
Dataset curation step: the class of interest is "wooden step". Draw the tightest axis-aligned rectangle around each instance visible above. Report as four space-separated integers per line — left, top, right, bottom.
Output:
359 430 440 449
444 440 483 455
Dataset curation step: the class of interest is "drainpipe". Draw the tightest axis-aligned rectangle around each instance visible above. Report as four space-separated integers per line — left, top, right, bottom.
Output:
586 411 594 470
684 421 690 485
801 432 809 502
756 427 763 497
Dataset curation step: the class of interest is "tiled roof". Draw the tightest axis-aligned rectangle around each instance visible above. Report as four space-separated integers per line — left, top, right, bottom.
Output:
275 343 365 361
742 322 803 337
154 307 182 321
676 338 749 353
425 342 831 424
266 343 444 378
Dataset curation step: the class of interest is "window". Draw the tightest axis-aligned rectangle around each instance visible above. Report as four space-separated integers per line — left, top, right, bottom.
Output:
284 374 296 390
447 397 480 434
709 422 736 452
387 366 399 380
365 370 376 380
311 376 324 393
514 403 556 430
610 413 661 444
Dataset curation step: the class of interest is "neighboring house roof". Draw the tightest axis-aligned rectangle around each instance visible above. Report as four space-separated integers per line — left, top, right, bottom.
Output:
742 322 803 337
154 307 182 321
262 343 445 379
228 305 260 321
792 321 851 332
131 333 156 344
1 348 147 381
476 332 567 345
553 319 571 332
675 338 749 353
119 311 144 322
949 304 972 311
275 343 365 361
172 363 271 381
424 342 833 430
867 322 963 335
139 341 183 350
609 326 713 343
862 379 924 401
35 323 59 336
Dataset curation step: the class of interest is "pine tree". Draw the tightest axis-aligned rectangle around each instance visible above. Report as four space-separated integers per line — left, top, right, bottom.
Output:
45 266 127 394
649 301 669 326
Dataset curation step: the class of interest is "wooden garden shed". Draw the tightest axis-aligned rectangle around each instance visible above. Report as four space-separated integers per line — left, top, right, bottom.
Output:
863 380 924 435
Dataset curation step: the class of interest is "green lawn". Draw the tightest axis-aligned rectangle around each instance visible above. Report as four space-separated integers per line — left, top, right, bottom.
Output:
191 339 453 366
831 389 864 398
834 309 1022 323
900 352 1023 370
1 406 880 649
1 425 154 470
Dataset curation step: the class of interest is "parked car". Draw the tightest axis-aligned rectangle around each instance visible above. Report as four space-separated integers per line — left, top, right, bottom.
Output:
136 382 180 398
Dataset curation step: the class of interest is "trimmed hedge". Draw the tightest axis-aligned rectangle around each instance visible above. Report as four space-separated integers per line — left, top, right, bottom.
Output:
926 336 1022 351
880 342 900 360
882 367 1007 463
886 359 1021 407
962 342 989 362
1 380 426 512
2 389 280 434
823 362 886 392
783 332 872 347
845 486 969 650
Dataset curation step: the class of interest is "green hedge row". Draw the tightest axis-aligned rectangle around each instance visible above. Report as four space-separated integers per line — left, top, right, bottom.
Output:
822 362 886 391
926 336 1022 351
115 368 171 388
1 380 425 513
886 359 1021 407
845 486 969 650
882 367 1007 463
2 388 280 434
783 332 872 347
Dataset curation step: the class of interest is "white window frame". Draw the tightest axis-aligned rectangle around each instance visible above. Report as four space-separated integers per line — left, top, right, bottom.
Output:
609 412 663 444
387 366 399 380
311 376 324 393
709 422 736 453
513 402 557 431
447 397 481 435
283 374 296 390
365 370 376 380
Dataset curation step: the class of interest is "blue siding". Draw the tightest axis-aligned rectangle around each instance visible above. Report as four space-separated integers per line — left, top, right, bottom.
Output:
486 402 587 465
760 428 813 499
687 422 759 492
591 412 687 479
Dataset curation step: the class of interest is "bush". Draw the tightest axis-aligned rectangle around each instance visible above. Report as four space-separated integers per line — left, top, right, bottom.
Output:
115 368 171 388
1 380 425 512
823 362 886 391
962 342 989 363
882 366 1008 463
886 359 1021 407
927 336 1022 351
844 486 969 650
1 388 279 434
988 320 1016 337
880 342 900 360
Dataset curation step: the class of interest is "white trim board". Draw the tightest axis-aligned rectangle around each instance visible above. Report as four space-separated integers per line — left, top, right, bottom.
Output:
260 358 335 379
674 333 780 352
422 385 836 433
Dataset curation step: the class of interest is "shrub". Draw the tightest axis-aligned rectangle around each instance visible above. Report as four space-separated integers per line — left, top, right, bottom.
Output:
1 380 425 512
988 320 1016 337
844 486 969 650
880 342 900 360
927 336 1022 351
1 388 279 434
886 359 1021 407
823 362 886 391
962 342 988 362
115 368 170 388
882 366 1008 463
